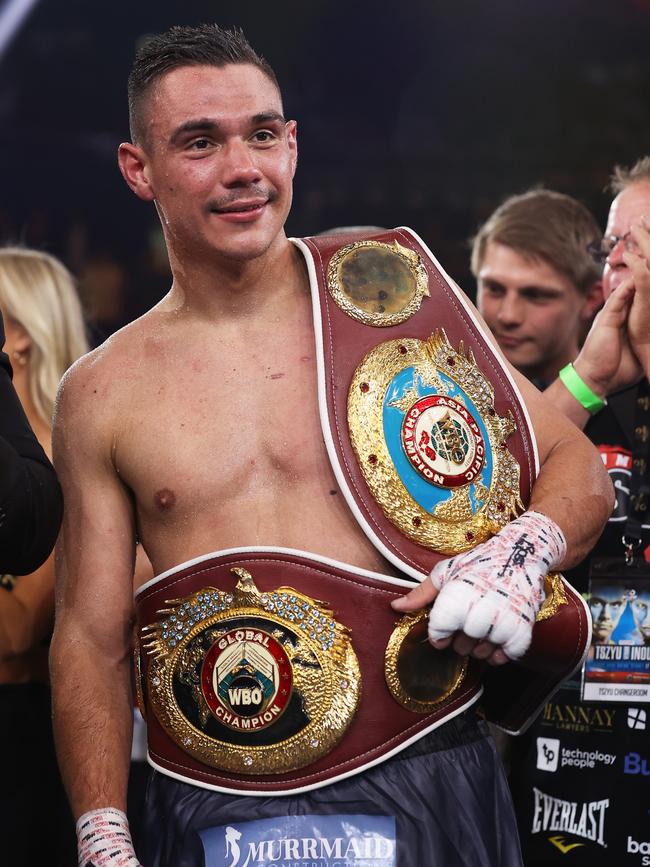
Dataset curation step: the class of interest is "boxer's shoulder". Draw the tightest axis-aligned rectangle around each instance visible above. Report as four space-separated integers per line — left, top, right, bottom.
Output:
62 306 181 393
54 309 169 453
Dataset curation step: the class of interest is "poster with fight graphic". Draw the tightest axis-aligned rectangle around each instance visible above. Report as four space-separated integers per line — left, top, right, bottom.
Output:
582 576 650 703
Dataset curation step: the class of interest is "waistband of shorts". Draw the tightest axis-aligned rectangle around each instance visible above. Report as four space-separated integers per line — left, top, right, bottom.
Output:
398 708 487 758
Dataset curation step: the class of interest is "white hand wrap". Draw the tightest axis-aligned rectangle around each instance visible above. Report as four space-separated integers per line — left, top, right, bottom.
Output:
76 808 141 867
428 511 566 660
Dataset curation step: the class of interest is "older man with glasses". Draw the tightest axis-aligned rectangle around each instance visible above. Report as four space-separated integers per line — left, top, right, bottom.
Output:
546 158 650 430
509 158 650 866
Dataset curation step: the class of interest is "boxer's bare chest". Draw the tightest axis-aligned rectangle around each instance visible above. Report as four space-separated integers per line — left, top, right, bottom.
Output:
112 307 386 572
121 324 322 500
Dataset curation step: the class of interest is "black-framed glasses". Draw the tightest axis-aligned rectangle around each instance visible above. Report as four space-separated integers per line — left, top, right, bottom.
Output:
587 232 640 264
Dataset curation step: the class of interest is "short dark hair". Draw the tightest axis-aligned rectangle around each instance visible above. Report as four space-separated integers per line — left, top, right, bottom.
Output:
127 23 280 145
609 156 650 195
470 188 602 295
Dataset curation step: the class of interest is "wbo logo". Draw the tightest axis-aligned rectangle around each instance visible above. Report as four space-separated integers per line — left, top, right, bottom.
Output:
201 627 293 733
400 394 485 488
382 365 495 516
200 814 397 867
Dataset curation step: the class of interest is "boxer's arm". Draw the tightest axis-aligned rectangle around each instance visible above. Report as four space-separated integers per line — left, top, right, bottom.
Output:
456 281 614 558
511 364 614 565
50 358 136 820
475 296 614 562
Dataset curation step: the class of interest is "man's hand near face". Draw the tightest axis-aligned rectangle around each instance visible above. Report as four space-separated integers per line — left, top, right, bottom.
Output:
572 277 641 400
545 247 646 430
624 219 650 378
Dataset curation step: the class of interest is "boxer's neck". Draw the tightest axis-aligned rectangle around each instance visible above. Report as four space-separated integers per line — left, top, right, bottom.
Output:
164 233 305 321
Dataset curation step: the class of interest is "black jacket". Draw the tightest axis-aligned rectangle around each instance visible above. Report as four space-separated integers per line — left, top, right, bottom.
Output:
0 313 63 574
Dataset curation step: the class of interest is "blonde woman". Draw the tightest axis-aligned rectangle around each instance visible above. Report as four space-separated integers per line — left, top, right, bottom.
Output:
0 247 88 866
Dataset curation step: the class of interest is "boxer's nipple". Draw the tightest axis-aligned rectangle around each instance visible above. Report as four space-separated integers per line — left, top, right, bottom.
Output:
154 487 176 511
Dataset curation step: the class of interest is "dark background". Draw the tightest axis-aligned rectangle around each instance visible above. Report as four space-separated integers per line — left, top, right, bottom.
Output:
1 0 649 339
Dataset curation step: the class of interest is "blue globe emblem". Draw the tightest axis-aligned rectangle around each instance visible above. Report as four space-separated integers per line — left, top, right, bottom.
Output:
383 367 494 516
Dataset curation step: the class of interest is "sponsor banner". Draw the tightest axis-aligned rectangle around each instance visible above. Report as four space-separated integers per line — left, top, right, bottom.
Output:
623 752 650 776
627 835 650 866
531 788 609 848
536 737 559 772
199 814 396 867
598 445 650 546
535 737 616 772
541 694 617 735
628 707 647 731
598 445 633 525
559 747 616 770
582 576 650 704
583 680 650 703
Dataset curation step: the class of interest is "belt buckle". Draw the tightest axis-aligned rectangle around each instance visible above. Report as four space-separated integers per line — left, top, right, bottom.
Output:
142 567 361 776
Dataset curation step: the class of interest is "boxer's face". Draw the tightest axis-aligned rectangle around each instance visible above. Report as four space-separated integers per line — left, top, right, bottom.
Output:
589 591 626 643
128 63 297 264
477 242 598 382
631 597 650 631
602 180 650 299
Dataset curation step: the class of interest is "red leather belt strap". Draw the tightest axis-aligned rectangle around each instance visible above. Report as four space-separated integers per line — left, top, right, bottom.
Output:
293 227 537 578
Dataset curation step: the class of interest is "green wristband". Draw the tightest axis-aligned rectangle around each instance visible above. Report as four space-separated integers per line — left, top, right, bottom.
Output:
558 363 607 415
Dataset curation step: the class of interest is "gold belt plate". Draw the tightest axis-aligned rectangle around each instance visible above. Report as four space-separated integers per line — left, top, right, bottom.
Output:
327 239 430 327
142 568 360 776
385 610 469 712
348 329 524 554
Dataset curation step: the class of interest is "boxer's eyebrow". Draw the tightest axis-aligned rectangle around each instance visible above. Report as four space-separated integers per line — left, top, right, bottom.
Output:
170 118 218 144
169 111 287 145
251 111 286 125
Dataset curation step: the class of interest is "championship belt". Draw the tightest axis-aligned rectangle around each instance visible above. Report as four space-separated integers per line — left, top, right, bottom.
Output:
135 549 483 795
291 227 591 734
135 229 590 796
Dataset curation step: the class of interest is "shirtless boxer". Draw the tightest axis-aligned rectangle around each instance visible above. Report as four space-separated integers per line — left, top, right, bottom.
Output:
49 24 613 867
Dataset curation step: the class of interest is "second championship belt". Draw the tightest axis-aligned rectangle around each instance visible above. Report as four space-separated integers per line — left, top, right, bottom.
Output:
292 227 591 734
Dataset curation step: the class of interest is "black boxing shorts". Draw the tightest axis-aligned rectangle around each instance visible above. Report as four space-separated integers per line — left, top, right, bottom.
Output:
141 713 523 867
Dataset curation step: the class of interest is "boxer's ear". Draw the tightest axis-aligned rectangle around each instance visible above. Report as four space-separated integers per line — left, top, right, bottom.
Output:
118 142 155 202
286 119 298 178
